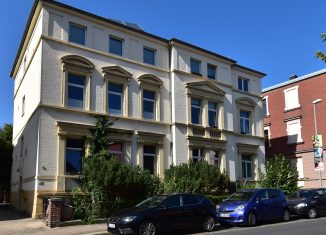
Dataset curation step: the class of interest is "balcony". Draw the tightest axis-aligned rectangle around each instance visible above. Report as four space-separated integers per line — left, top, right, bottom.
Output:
188 124 222 139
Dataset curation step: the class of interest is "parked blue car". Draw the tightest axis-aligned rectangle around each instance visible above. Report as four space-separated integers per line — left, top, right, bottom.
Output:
216 188 290 226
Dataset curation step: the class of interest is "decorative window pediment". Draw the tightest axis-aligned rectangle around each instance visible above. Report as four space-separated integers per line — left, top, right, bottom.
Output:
61 55 94 74
136 131 165 145
236 143 259 154
236 97 256 110
186 80 225 102
102 66 132 82
138 74 163 88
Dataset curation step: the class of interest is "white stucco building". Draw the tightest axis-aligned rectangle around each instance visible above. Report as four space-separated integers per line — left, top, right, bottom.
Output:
10 0 266 218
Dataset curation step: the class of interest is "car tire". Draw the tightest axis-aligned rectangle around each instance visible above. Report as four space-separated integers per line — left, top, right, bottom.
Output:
139 220 157 235
247 212 257 227
307 208 317 219
283 209 290 222
202 215 216 232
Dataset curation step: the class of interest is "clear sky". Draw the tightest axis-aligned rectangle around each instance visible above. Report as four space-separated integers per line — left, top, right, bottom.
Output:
1 0 325 126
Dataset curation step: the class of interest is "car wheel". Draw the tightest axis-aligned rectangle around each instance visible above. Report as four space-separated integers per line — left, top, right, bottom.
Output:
247 212 257 227
202 215 216 232
139 220 156 235
283 209 290 222
308 208 317 219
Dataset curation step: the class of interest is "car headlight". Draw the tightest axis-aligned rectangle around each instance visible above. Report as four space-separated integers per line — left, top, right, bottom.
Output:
121 216 137 223
236 205 246 210
296 203 308 208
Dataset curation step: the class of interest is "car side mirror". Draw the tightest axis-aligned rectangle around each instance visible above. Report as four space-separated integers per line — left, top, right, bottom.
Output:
255 198 261 204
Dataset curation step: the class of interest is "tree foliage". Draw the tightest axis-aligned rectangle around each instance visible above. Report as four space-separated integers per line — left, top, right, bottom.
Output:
315 33 326 63
0 124 13 197
72 116 161 223
163 161 229 196
260 154 299 195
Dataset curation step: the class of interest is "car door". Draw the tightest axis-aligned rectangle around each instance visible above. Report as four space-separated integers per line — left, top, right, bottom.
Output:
268 189 285 219
156 195 184 231
316 189 326 215
254 189 271 221
180 194 202 228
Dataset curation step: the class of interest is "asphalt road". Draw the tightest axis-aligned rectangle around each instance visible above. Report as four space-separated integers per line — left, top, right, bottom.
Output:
205 217 326 235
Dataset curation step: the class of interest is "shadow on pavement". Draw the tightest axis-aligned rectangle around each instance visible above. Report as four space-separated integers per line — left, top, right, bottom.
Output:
0 204 29 221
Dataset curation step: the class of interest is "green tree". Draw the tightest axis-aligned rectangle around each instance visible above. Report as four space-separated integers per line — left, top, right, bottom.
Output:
315 33 326 63
0 124 13 201
72 116 161 223
261 154 299 195
163 161 229 196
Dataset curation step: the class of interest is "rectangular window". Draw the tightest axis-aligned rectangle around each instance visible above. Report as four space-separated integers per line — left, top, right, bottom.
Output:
143 90 155 119
143 47 155 65
108 83 123 115
242 155 252 179
67 74 85 109
238 77 249 92
208 102 218 127
108 143 123 162
191 98 201 125
190 58 201 75
207 64 216 80
209 150 219 167
22 95 25 117
264 126 271 147
286 119 303 144
66 139 84 174
69 23 86 45
143 145 156 174
262 97 269 116
109 36 123 56
240 110 250 134
284 86 300 110
192 148 204 163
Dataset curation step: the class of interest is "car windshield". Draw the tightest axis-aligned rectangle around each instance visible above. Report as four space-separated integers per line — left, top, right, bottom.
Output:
135 195 168 208
296 190 315 199
227 191 255 201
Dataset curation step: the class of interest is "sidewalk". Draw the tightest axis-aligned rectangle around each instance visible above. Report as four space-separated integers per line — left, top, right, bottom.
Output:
0 205 110 235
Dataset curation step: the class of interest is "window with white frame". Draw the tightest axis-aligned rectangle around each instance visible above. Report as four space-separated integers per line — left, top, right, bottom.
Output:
240 110 250 134
108 142 123 163
286 118 303 144
208 102 218 128
262 97 269 116
290 157 304 187
284 86 300 110
67 73 85 109
143 145 156 174
143 90 156 120
207 64 216 80
191 98 201 125
69 23 86 45
238 77 249 92
209 150 219 167
242 154 252 179
108 83 123 115
264 126 271 147
192 148 204 163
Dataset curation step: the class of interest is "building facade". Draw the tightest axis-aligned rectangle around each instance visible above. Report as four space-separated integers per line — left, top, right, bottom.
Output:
263 69 326 188
10 0 265 218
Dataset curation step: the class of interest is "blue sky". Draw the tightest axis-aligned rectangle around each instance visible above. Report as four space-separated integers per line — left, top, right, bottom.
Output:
1 0 325 126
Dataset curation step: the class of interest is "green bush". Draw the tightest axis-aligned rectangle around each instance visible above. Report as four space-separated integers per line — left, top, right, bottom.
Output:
261 154 299 195
163 160 229 196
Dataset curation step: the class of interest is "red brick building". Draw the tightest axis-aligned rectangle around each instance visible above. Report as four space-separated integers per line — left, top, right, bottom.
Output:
263 69 326 188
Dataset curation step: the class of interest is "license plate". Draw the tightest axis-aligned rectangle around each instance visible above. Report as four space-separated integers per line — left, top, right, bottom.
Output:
220 213 230 218
108 223 115 228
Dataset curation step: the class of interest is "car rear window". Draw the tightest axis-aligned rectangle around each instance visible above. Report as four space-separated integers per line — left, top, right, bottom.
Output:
182 194 202 205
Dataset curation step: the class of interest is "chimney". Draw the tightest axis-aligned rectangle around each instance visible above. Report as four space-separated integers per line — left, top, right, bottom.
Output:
289 74 298 80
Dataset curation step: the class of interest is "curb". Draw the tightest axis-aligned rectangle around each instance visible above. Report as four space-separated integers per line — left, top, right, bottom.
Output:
80 232 110 235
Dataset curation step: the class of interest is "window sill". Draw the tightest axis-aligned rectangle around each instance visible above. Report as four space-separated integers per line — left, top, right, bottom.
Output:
284 106 301 113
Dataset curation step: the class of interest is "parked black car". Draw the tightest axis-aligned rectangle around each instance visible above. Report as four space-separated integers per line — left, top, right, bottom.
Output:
288 188 326 218
107 193 217 235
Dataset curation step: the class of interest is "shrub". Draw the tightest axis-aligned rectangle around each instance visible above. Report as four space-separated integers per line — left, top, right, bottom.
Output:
163 160 229 196
261 154 299 195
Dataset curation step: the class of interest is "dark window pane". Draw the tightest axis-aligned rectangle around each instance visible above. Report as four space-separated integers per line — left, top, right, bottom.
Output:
109 93 121 114
66 139 84 174
238 78 243 90
144 155 154 174
191 59 201 75
191 107 200 124
208 102 216 110
68 74 85 86
164 195 180 208
143 47 155 65
69 24 86 45
240 111 250 118
144 146 156 154
109 37 123 56
68 86 84 108
262 99 267 116
143 100 154 119
183 194 201 205
209 110 217 127
192 149 199 156
143 90 155 100
67 139 84 148
191 98 200 106
244 79 249 91
207 64 216 79
108 83 123 93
